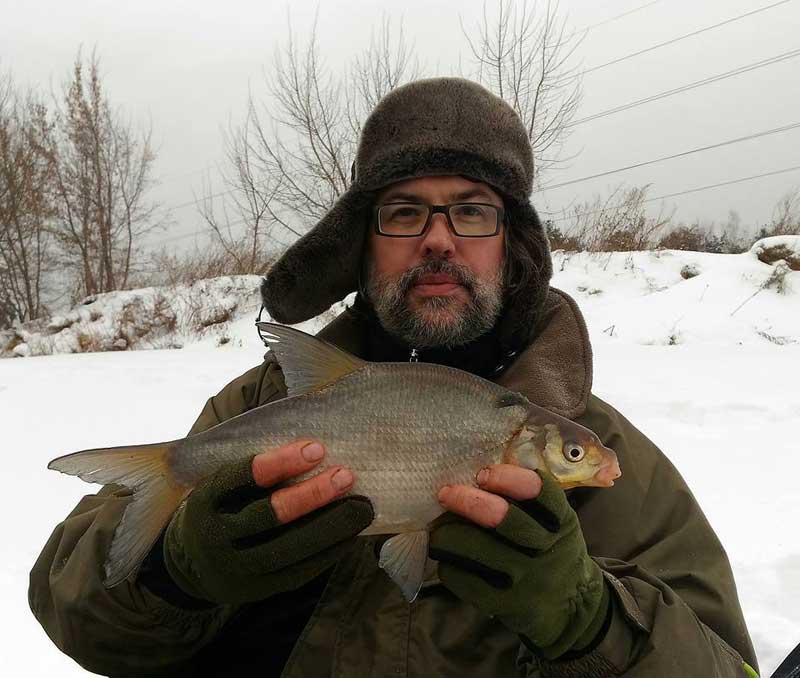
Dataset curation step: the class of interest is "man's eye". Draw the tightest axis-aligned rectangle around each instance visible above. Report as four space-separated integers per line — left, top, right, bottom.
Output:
387 206 423 220
454 204 489 219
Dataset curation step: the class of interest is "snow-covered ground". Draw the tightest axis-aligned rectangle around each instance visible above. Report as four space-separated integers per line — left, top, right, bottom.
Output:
2 243 799 676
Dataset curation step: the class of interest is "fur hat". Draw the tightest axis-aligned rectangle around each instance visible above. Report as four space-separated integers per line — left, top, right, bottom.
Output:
261 77 552 343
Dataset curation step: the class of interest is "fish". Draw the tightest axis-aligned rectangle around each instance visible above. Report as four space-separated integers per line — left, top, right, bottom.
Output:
48 321 622 602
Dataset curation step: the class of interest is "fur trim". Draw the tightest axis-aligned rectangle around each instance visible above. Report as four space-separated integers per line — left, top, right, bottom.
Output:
261 189 373 324
262 77 548 326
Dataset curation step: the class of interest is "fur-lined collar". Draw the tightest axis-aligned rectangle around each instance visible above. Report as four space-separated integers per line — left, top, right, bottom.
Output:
316 287 593 419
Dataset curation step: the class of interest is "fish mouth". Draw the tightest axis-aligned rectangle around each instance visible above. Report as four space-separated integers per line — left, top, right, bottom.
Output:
594 450 622 487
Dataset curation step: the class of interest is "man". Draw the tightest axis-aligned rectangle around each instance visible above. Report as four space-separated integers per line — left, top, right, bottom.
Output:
30 78 759 677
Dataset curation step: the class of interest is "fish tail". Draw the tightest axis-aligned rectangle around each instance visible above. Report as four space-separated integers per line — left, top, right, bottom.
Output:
48 442 191 587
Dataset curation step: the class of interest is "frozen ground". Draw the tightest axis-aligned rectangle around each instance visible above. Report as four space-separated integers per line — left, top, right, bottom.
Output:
2 243 799 675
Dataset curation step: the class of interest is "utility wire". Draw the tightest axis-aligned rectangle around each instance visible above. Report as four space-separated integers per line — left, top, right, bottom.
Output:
648 165 800 202
540 121 800 191
146 6 800 243
579 0 795 77
549 164 800 223
577 0 664 33
145 4 668 215
159 128 800 244
567 47 800 127
155 92 800 236
148 213 304 248
161 164 800 242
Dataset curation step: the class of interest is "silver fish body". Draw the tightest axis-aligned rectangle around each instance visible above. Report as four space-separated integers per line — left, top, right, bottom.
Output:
170 361 528 534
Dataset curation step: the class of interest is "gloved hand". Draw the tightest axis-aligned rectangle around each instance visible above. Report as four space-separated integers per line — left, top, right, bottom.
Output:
163 441 374 604
429 470 610 661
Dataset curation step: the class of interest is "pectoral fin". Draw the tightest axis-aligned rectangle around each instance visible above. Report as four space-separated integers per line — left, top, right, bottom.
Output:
378 530 431 603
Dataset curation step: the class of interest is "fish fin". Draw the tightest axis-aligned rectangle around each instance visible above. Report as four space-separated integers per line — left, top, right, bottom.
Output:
378 530 430 603
49 442 190 587
255 321 366 397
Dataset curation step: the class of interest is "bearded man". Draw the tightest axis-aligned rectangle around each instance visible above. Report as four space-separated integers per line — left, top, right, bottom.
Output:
30 78 759 677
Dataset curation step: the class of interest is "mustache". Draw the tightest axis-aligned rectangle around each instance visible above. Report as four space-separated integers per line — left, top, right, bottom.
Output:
398 259 477 295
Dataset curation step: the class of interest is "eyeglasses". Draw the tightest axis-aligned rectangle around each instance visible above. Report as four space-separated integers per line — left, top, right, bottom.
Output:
375 202 504 238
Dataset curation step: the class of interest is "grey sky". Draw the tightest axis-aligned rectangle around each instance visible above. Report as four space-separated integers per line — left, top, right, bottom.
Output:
3 0 799 250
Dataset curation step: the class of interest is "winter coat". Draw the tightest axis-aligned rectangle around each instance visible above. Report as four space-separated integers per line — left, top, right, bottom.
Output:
29 289 758 677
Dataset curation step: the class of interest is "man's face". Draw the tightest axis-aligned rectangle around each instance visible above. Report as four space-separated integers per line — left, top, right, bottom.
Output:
365 175 505 349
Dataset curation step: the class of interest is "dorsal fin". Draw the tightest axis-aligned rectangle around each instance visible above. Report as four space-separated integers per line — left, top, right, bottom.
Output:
256 321 366 397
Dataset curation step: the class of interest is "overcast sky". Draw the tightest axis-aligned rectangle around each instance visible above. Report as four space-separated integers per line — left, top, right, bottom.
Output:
3 0 799 251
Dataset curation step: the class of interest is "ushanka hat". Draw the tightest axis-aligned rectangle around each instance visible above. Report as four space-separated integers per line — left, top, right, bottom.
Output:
261 77 552 344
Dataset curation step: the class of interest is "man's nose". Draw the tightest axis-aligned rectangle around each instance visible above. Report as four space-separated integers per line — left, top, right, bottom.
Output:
421 212 456 257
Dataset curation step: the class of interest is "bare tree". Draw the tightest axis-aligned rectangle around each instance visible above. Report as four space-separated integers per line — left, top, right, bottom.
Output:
346 15 419 141
555 184 673 252
42 50 160 299
461 0 583 187
198 12 420 256
769 188 800 235
204 1 579 258
196 107 284 276
0 73 55 326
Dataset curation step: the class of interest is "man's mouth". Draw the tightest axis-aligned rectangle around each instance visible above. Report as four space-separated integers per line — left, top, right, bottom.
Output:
412 274 463 296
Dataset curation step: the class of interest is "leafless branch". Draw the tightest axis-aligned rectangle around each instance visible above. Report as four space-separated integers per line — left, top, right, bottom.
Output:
206 11 419 249
550 184 674 251
42 49 161 299
462 0 583 188
0 72 56 325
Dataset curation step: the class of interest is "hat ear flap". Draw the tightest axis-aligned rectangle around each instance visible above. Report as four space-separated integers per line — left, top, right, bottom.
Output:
261 188 373 324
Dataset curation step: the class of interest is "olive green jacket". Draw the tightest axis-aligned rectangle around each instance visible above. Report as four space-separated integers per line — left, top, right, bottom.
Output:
29 289 758 677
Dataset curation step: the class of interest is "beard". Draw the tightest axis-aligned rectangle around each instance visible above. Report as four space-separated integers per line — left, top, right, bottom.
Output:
365 257 504 349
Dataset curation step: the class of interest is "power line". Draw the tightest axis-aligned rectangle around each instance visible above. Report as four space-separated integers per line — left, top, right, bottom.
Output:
155 98 800 235
155 187 233 216
146 5 800 242
144 5 667 219
648 165 800 202
579 0 795 77
567 47 800 127
150 216 249 247
540 121 800 191
148 210 304 248
156 165 800 246
577 0 664 33
548 164 800 223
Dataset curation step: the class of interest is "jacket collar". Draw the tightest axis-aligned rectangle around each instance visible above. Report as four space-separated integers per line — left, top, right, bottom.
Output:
316 287 593 419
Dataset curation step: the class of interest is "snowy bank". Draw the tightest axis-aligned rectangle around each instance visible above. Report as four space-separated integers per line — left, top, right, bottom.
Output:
1 275 264 358
3 238 799 359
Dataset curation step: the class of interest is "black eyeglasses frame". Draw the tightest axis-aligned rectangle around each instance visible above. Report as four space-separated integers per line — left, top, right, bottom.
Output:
373 202 505 238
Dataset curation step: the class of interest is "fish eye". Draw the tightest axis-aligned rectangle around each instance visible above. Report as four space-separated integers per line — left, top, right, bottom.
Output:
563 443 585 463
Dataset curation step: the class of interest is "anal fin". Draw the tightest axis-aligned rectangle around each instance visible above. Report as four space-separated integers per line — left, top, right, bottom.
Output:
378 530 429 603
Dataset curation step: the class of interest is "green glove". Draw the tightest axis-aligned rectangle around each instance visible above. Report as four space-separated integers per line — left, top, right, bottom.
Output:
163 458 374 604
429 471 610 660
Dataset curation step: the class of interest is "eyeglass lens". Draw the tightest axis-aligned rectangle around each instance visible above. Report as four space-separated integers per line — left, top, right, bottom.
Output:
378 203 499 236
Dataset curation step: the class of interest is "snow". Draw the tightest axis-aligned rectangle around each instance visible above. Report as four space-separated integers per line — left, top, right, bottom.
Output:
2 245 799 675
0 276 267 358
